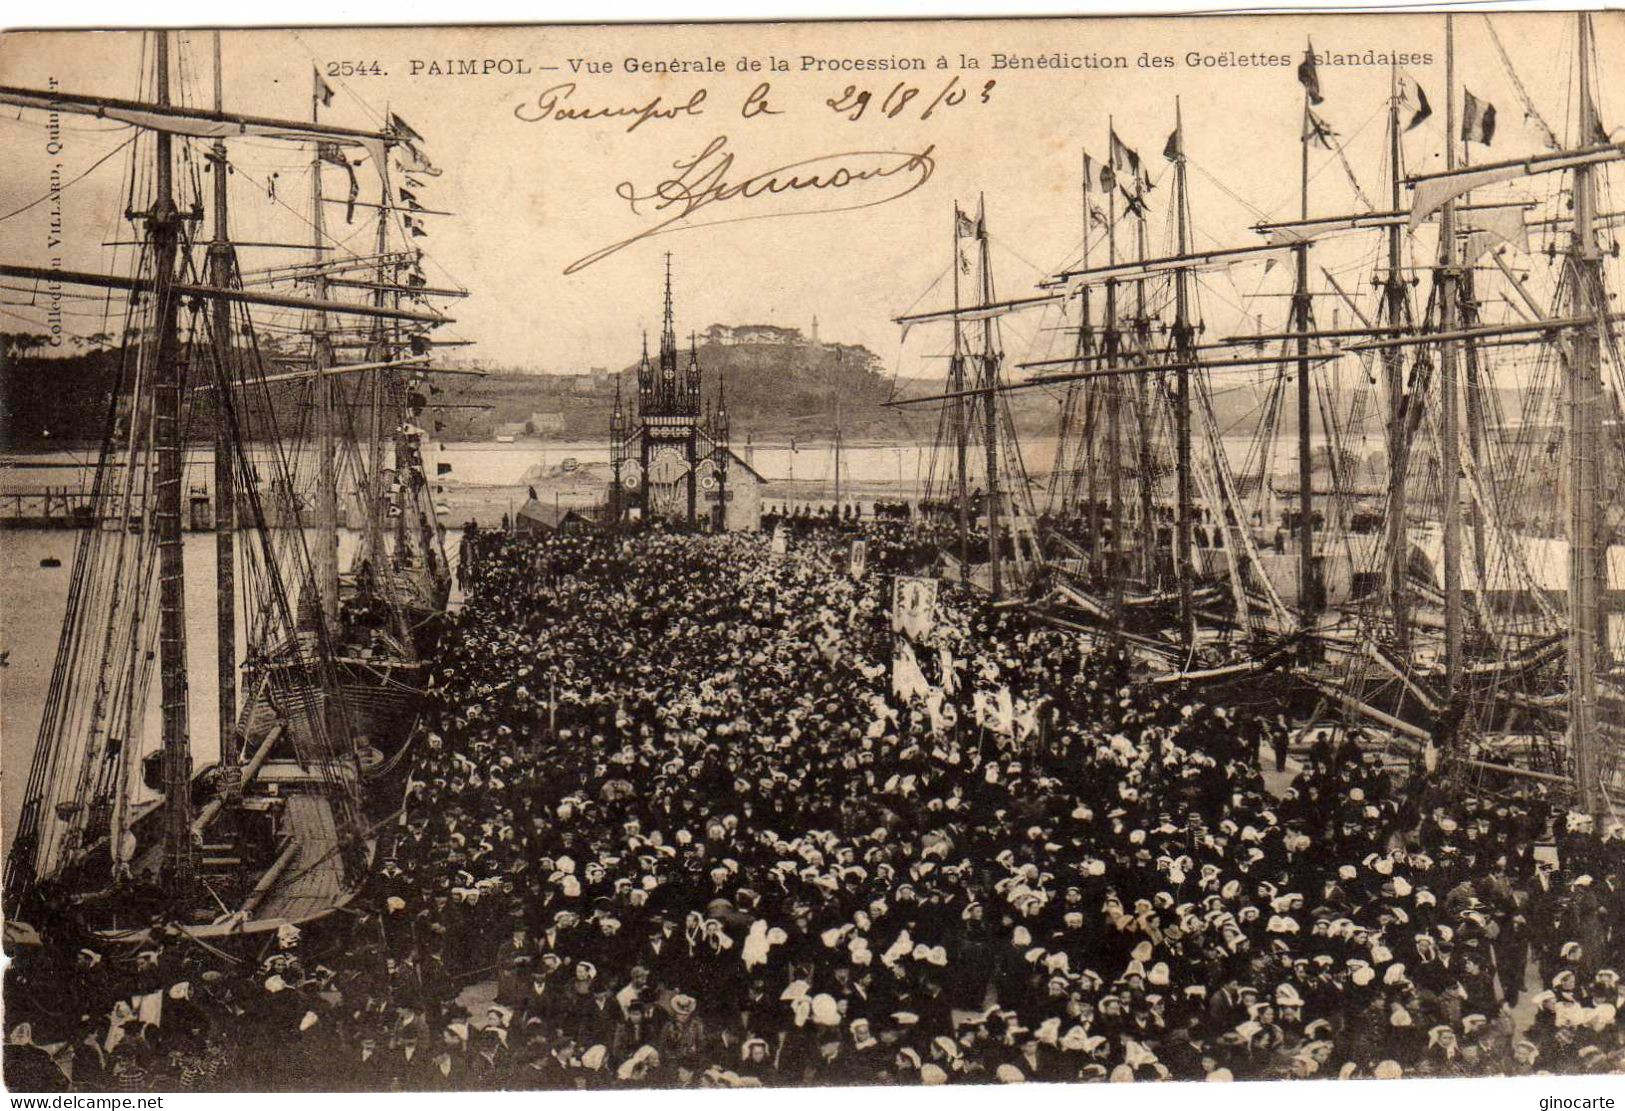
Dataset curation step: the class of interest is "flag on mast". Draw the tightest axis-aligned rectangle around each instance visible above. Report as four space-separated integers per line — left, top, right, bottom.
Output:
1303 110 1338 150
388 112 425 144
1109 130 1141 179
1461 89 1497 145
317 142 360 223
1163 126 1182 163
1297 41 1324 105
954 207 975 274
1397 75 1433 132
314 69 335 108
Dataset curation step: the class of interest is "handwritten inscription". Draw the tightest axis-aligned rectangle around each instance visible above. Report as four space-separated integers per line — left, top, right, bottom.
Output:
515 82 708 133
565 135 937 275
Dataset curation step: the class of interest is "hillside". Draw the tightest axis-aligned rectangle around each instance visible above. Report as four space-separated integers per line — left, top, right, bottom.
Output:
1 328 1547 451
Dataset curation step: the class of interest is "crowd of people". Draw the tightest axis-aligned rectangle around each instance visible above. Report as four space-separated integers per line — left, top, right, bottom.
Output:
8 521 1625 1089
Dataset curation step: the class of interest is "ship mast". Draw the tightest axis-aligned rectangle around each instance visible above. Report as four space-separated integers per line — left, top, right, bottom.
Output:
951 208 970 572
1440 15 1464 702
1570 11 1605 819
1383 64 1412 658
978 195 1003 599
1105 155 1126 628
312 69 339 632
1133 173 1155 593
1079 154 1102 565
206 31 240 805
1171 101 1196 650
153 31 195 891
833 357 843 517
1293 46 1318 620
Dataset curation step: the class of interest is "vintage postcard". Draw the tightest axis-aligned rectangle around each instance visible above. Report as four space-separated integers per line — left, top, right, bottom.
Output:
3 9 1625 1095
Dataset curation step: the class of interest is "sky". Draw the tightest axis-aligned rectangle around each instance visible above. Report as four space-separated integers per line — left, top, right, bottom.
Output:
1 11 1620 379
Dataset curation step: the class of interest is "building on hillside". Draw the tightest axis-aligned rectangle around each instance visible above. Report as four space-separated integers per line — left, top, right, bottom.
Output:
610 257 765 532
701 323 805 347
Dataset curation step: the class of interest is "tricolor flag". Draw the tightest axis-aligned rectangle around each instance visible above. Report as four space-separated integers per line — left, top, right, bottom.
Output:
954 207 976 274
1297 41 1324 106
1461 89 1497 146
1109 129 1141 180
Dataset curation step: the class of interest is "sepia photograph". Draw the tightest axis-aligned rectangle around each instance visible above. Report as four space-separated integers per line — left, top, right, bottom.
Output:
3 4 1625 1095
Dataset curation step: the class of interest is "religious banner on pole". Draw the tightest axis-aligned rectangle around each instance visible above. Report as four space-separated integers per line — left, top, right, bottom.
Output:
769 523 788 560
891 575 938 640
849 539 868 580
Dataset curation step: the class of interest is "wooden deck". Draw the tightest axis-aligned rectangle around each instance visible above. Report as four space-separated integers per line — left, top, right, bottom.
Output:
255 792 346 921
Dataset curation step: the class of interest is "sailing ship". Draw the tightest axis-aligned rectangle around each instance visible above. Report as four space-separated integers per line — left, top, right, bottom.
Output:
1 31 464 939
889 12 1624 815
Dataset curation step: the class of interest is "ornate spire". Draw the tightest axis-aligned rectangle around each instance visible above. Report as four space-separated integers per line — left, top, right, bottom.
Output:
638 329 652 402
683 330 699 415
660 251 677 373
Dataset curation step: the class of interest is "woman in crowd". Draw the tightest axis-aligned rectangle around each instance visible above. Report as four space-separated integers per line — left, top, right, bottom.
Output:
7 522 1625 1089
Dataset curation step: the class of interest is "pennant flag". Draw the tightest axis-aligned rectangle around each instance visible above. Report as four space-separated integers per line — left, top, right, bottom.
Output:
1303 110 1337 150
1461 89 1497 146
436 462 453 475
315 69 335 108
1397 76 1432 132
1298 42 1323 105
1083 152 1094 193
399 188 418 203
396 142 442 178
1163 127 1182 163
389 112 425 144
317 142 360 224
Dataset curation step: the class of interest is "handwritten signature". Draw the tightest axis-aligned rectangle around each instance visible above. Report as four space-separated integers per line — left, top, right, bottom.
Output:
514 82 707 134
564 135 937 275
